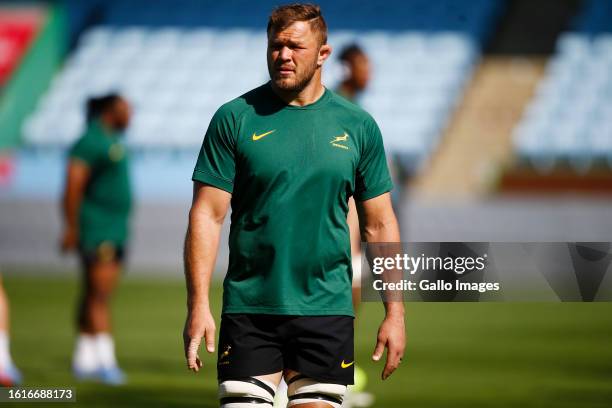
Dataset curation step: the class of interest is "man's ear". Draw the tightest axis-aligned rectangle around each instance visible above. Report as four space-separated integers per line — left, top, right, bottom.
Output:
317 44 332 67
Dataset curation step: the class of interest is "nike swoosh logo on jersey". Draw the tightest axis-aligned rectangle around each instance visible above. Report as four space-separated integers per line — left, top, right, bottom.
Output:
252 130 276 141
341 360 354 369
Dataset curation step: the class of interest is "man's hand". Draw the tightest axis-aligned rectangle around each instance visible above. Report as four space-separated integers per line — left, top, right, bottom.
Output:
182 183 230 374
183 307 216 372
60 226 78 253
372 313 405 380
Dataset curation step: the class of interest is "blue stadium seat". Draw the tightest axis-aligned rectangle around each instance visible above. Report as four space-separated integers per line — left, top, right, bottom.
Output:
23 1 502 174
512 0 612 171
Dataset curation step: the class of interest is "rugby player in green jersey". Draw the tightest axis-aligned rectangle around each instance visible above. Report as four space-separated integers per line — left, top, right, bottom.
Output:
183 4 405 407
61 94 131 385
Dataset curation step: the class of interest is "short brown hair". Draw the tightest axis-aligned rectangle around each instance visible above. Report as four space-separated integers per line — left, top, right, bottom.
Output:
267 3 327 45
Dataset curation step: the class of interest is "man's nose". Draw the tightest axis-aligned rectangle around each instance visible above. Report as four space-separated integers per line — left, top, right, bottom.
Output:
279 46 292 61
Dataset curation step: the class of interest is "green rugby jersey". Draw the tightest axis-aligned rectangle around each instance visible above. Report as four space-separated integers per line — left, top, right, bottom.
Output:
69 120 132 251
193 82 392 316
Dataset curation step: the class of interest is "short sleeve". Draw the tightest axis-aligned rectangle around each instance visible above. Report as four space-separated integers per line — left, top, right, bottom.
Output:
192 105 237 193
354 117 393 201
69 136 101 167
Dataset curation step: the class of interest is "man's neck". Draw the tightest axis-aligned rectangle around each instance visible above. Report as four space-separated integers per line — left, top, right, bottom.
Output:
97 117 116 136
271 73 325 107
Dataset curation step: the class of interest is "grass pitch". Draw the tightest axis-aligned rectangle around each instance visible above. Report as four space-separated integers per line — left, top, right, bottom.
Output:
2 272 612 407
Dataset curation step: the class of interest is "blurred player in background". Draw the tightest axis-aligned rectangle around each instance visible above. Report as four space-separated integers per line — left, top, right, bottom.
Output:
183 4 405 408
60 93 132 385
0 276 22 387
336 44 370 104
335 43 372 305
337 43 402 218
336 43 374 407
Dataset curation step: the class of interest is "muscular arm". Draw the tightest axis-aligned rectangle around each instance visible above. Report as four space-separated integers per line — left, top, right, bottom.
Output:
183 181 231 372
356 192 405 380
61 159 90 252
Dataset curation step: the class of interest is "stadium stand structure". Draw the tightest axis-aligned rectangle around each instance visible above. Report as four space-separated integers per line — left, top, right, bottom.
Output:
413 57 546 197
512 0 612 173
0 7 42 87
22 0 503 175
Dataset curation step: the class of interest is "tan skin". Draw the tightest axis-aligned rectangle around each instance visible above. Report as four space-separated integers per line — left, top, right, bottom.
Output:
184 22 405 407
0 276 15 384
0 276 8 336
348 198 362 310
61 98 131 334
266 20 331 105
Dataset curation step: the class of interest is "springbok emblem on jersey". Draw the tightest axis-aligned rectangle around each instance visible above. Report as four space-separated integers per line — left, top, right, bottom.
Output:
330 132 349 150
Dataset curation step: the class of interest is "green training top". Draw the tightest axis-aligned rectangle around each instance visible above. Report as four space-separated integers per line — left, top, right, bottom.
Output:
69 120 132 251
193 82 392 316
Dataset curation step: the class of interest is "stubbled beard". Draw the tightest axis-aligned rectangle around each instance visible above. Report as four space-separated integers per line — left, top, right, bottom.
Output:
270 59 318 92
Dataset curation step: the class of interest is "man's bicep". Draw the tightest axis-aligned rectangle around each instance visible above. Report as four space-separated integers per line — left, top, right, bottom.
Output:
66 159 90 191
190 181 232 225
355 192 398 239
356 192 392 219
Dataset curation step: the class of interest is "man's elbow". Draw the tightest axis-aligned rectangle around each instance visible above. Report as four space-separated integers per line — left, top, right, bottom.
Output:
188 206 226 227
363 216 399 240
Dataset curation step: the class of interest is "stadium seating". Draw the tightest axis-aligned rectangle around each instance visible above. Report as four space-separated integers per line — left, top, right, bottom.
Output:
23 0 503 171
512 0 612 172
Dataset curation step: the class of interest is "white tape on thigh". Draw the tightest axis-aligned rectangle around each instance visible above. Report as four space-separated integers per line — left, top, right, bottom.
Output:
219 378 276 407
287 377 346 408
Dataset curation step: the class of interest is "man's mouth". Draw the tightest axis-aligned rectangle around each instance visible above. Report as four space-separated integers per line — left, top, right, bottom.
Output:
276 67 295 76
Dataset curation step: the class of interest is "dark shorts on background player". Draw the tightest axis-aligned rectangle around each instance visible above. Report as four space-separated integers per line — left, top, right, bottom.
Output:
79 241 126 268
217 314 354 385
